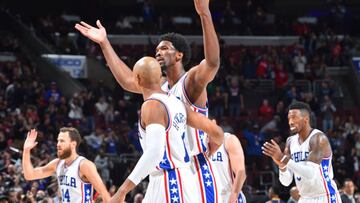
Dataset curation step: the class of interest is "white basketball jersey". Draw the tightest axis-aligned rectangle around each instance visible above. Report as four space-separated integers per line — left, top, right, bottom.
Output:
288 129 340 200
56 156 93 203
161 72 208 156
210 133 246 203
138 93 190 171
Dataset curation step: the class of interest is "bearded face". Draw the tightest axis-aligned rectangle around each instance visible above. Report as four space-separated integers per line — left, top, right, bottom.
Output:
57 144 72 159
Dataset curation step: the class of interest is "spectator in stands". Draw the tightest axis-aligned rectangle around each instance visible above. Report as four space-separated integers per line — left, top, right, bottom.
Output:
84 127 104 154
286 85 301 105
211 85 227 119
258 98 274 120
274 63 289 94
44 81 61 105
292 50 307 80
266 185 285 203
317 80 334 101
321 95 337 132
343 116 359 138
227 77 244 117
260 115 281 139
256 54 269 79
287 186 300 203
341 179 356 203
95 150 111 185
243 123 265 169
68 93 83 121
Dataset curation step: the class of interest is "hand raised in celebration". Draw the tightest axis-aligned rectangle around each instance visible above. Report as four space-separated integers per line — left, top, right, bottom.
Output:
75 20 107 44
23 129 38 151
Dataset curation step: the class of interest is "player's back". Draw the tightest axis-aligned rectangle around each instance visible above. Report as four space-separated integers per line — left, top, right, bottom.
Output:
138 93 190 171
288 129 340 200
161 72 208 156
56 156 93 203
138 93 196 203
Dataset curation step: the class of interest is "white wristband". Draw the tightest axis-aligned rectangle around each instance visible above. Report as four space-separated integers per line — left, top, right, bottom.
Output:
280 155 287 163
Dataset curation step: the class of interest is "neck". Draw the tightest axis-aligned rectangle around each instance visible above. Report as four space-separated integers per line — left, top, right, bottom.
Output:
299 125 312 141
345 192 353 196
64 152 78 166
165 64 185 88
142 85 164 100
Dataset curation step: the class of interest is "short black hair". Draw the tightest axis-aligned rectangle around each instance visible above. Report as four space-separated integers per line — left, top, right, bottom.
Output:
271 185 281 195
59 127 82 148
343 178 354 186
159 32 191 66
288 101 311 115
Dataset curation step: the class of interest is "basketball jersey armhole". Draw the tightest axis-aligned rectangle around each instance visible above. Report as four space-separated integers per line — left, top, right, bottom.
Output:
77 157 91 184
143 98 171 132
182 74 209 111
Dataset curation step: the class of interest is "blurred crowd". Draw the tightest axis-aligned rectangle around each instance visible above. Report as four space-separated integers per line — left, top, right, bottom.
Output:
0 0 360 201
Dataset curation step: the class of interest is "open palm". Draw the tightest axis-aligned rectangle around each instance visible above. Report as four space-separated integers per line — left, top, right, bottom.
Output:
23 129 38 151
75 20 107 44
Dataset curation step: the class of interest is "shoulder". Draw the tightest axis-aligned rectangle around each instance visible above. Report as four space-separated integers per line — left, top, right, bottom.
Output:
49 158 61 169
286 135 296 146
309 131 330 147
224 133 242 151
142 99 167 113
79 158 96 171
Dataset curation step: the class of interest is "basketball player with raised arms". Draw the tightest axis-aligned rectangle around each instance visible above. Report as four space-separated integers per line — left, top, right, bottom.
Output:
210 132 246 203
75 0 221 202
109 57 224 203
22 127 110 202
262 101 341 203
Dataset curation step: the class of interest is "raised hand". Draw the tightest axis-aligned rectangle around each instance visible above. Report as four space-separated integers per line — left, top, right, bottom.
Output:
23 129 38 151
75 20 107 44
194 0 210 16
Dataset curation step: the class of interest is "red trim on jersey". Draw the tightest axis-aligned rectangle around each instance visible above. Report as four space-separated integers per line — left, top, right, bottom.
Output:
320 168 330 203
164 170 170 203
81 182 84 203
176 168 185 203
194 156 205 203
229 158 234 183
192 106 203 153
166 131 176 168
204 155 218 203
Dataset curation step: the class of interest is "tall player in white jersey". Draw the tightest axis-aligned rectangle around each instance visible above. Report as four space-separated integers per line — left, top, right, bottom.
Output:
75 0 221 201
109 57 224 203
22 127 110 202
210 132 247 203
262 101 342 203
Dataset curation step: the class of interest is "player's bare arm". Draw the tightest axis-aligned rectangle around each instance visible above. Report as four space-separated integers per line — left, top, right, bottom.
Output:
110 100 168 203
307 132 332 164
75 20 141 93
185 0 220 105
226 134 246 203
185 104 224 146
80 160 110 202
22 129 59 180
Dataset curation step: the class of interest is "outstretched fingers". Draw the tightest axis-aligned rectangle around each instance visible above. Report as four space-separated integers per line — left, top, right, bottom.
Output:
96 20 104 29
80 21 93 29
75 24 88 35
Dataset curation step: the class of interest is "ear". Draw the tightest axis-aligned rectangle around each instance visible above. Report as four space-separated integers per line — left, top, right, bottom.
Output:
136 74 142 86
71 141 77 149
176 52 183 62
